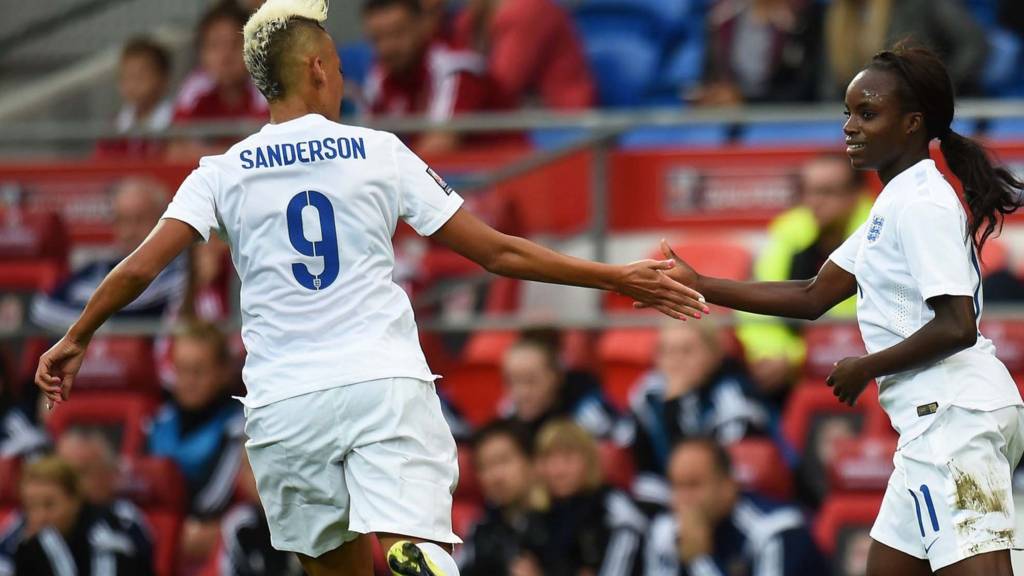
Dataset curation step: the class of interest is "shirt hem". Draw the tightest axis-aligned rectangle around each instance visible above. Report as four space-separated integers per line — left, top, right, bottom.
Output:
237 370 439 408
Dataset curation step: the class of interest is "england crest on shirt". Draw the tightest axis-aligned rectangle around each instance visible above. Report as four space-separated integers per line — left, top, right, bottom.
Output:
867 215 885 242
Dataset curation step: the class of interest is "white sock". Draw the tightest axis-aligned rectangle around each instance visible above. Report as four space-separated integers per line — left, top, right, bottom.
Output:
416 542 460 575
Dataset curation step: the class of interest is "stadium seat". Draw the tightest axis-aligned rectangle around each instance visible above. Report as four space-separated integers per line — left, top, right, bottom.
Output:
452 500 484 540
579 32 660 107
0 261 65 292
483 277 521 314
619 124 730 149
987 118 1024 141
577 0 690 37
439 331 517 427
46 392 158 457
596 328 658 410
599 440 636 491
739 120 845 146
982 29 1022 96
651 33 707 99
827 435 896 494
814 493 884 556
71 336 160 396
454 444 483 505
0 457 20 509
802 324 868 379
529 127 591 150
118 457 187 576
979 237 1010 276
604 237 752 312
980 319 1024 374
338 41 374 88
0 210 69 291
781 382 890 455
727 438 793 501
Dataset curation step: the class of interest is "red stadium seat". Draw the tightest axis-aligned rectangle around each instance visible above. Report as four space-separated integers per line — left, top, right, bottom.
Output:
981 319 1024 374
46 392 157 457
439 331 516 427
802 324 868 379
72 337 160 396
0 261 65 291
596 328 658 410
827 436 896 494
0 211 69 263
814 493 884 556
599 441 636 491
727 438 793 501
605 237 752 312
454 444 482 505
452 500 484 540
118 457 187 576
0 458 21 508
781 381 890 455
484 277 521 314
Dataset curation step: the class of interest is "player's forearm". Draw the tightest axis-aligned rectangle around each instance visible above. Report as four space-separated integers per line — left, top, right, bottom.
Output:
485 234 622 291
695 276 825 320
66 259 160 344
857 316 976 380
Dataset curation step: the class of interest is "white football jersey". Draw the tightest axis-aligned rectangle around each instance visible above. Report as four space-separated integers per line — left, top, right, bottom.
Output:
162 114 463 407
829 159 1021 445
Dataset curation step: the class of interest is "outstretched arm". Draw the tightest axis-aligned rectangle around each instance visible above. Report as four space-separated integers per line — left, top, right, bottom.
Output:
657 240 857 321
36 219 198 405
430 209 710 320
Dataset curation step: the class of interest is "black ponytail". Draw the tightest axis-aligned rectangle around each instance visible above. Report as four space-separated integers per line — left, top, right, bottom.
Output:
870 43 1024 251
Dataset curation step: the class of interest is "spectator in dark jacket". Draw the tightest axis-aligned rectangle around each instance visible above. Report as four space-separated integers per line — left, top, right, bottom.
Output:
501 333 621 442
643 438 827 576
459 420 548 576
626 321 769 510
14 457 152 576
533 420 646 576
147 321 243 567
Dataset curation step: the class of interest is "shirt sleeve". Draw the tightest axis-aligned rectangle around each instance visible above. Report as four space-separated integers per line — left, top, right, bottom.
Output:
827 222 865 274
898 198 975 301
161 158 220 242
392 135 464 236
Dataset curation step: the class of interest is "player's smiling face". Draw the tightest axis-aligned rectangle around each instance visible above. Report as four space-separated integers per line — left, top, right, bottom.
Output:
843 69 918 173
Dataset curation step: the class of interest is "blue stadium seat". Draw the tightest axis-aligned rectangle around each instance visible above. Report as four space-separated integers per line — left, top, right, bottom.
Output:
951 118 980 137
529 128 592 150
577 0 691 37
986 118 1024 141
652 32 707 99
982 28 1024 97
574 9 659 40
339 41 374 87
739 120 845 146
582 33 660 107
619 124 729 149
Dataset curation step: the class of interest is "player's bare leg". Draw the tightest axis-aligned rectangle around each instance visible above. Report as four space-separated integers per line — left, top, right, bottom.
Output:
936 550 1013 576
378 533 459 575
296 533 374 576
866 540 932 576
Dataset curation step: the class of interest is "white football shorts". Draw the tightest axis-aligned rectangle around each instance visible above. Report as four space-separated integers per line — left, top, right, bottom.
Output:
870 404 1024 571
242 377 461 557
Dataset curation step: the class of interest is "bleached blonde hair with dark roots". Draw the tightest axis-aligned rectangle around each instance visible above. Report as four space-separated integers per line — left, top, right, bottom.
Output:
243 0 329 100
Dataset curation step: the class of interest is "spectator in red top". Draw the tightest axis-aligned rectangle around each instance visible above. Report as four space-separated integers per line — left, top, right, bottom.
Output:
168 0 269 161
455 0 596 110
95 37 174 158
362 0 512 155
421 0 459 46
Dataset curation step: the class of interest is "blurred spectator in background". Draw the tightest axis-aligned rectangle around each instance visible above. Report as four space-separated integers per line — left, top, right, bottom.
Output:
821 0 987 99
168 0 269 160
626 321 768 510
459 419 547 576
14 457 153 575
643 438 826 576
0 369 49 459
217 450 303 576
422 0 459 46
362 0 511 155
692 0 821 106
501 332 620 442
736 154 871 409
533 420 646 576
147 321 243 567
455 0 595 109
795 412 860 508
95 37 174 158
56 429 153 566
30 178 185 332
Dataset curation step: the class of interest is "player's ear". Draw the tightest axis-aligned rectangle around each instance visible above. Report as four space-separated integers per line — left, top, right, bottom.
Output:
310 54 327 88
905 111 923 136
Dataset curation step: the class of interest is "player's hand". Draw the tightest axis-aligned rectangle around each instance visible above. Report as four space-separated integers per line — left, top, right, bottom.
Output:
826 356 872 406
35 334 89 409
657 238 700 288
616 259 708 320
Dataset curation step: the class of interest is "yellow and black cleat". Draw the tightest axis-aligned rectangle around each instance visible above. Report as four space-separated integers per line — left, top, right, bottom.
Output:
387 541 447 576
